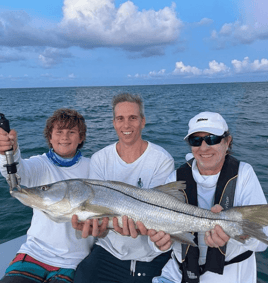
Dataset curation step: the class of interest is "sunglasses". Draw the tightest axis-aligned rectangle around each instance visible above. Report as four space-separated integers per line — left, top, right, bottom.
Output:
187 133 229 147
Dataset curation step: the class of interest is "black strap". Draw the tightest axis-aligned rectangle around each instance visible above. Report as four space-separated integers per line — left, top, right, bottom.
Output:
176 155 250 282
175 250 253 279
224 250 253 266
201 155 240 275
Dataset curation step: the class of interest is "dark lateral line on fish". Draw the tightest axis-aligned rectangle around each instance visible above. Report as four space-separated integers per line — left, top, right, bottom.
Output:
93 183 234 223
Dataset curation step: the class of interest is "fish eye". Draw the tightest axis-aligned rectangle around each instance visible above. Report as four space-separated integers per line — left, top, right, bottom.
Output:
41 186 48 191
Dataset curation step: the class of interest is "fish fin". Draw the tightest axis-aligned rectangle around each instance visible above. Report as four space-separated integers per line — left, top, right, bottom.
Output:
153 181 186 202
170 232 196 246
81 203 120 219
228 205 268 244
233 235 246 244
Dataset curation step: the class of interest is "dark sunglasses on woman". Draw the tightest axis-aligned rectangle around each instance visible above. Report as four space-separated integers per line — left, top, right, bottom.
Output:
187 132 229 147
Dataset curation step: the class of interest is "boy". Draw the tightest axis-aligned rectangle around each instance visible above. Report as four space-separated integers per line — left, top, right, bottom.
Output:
0 109 93 283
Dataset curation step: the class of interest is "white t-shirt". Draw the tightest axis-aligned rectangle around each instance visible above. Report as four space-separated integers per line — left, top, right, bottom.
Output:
89 141 175 261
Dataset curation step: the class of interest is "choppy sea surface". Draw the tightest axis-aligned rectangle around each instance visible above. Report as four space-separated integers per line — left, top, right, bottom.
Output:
0 82 267 282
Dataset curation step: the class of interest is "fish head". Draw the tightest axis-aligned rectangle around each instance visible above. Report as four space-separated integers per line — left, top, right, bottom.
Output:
10 181 68 209
10 179 92 222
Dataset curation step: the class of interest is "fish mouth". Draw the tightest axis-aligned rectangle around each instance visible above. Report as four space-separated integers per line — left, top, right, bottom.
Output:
10 187 28 197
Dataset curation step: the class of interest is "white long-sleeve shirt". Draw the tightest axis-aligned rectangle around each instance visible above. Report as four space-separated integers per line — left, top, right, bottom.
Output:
153 159 268 283
0 147 94 269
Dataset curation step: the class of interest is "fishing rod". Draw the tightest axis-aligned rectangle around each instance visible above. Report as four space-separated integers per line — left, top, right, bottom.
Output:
0 113 21 191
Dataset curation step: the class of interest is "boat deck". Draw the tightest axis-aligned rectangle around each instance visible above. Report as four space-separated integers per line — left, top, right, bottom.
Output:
0 235 27 278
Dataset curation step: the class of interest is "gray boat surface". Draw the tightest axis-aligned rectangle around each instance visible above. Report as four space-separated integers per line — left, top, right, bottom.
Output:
0 235 27 278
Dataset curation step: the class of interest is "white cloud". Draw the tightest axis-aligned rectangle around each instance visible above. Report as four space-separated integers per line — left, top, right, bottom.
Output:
211 21 262 47
211 30 218 39
232 57 268 73
173 61 202 76
197 18 213 26
173 60 229 77
148 69 166 77
128 69 166 79
219 23 233 36
209 0 268 47
60 0 183 52
211 0 268 48
38 48 72 68
68 73 76 79
131 61 229 78
0 1 183 57
203 60 230 75
130 57 268 80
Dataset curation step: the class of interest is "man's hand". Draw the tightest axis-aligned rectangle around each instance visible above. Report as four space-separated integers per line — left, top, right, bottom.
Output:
204 204 230 248
71 215 109 238
148 229 172 251
113 216 139 238
113 216 172 251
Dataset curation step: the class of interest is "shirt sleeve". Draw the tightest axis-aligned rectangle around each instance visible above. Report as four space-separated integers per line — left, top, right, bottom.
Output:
148 155 175 188
165 170 177 184
88 152 105 180
0 145 46 187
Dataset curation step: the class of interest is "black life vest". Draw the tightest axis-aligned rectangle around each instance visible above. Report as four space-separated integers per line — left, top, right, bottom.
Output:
175 155 253 283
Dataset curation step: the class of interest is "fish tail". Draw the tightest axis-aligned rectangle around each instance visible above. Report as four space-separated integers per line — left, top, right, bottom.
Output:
230 204 268 244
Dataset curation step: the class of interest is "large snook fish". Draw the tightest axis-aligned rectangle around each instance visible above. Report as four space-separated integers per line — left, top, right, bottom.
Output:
10 179 268 246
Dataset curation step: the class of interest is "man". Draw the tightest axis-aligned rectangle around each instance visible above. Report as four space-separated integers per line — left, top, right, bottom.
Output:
73 93 175 283
0 109 93 283
153 112 268 283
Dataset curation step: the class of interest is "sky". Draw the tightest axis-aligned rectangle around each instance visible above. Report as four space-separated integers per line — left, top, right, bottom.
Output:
0 0 268 88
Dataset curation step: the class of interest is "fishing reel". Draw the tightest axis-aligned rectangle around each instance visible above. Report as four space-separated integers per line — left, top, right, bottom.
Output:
0 113 21 191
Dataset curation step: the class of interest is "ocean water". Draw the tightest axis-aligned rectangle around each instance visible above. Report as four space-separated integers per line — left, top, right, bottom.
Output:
0 82 268 281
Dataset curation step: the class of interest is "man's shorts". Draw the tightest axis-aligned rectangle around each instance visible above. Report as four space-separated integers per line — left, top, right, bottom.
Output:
1 253 75 283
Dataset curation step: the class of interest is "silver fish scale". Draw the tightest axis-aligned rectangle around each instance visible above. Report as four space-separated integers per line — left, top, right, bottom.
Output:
86 180 243 236
91 184 185 233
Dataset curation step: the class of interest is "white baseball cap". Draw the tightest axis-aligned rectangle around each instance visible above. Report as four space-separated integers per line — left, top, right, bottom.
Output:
184 112 228 140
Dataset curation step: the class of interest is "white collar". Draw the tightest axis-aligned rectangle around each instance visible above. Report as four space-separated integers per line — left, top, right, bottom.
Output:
192 159 220 189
